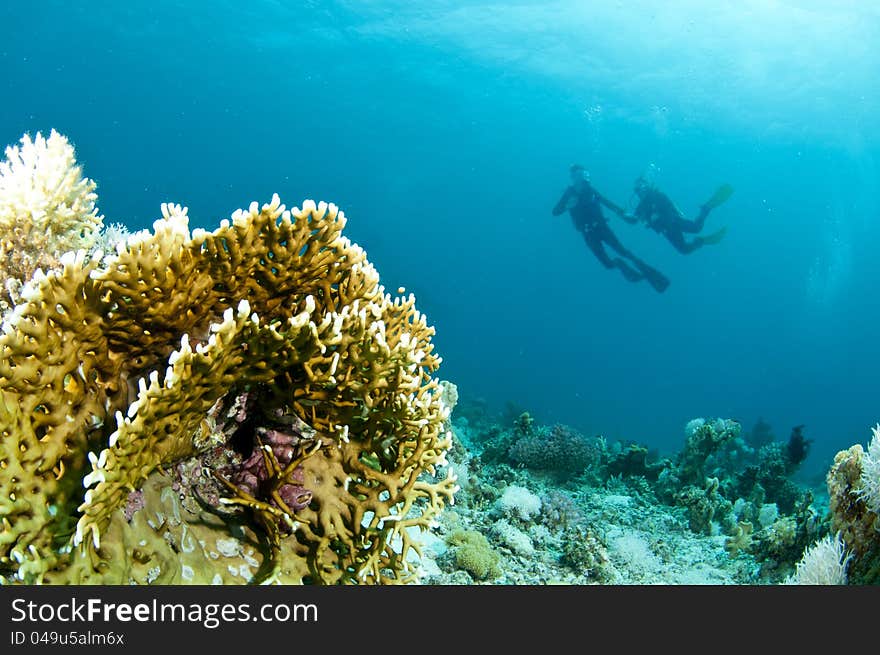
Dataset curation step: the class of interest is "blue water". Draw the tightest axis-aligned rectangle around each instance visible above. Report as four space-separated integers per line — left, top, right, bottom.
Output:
3 1 878 475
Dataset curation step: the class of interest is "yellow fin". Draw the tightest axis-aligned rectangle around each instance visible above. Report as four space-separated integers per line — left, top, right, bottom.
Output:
700 226 727 245
703 184 734 210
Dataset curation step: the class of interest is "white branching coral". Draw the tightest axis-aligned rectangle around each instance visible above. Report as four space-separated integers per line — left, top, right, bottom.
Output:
0 129 103 307
785 532 851 585
856 423 880 515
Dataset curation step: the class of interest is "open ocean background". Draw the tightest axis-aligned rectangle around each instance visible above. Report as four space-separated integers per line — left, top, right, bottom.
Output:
2 1 878 477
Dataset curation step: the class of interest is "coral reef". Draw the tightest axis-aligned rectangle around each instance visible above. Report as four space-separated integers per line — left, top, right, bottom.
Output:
509 423 603 476
675 477 734 535
1 131 862 586
785 533 851 585
445 529 501 581
724 521 754 557
676 417 741 487
426 446 757 584
496 485 542 521
856 424 880 515
0 131 457 584
826 439 880 583
435 409 830 583
605 443 670 481
474 412 603 480
0 130 103 310
785 425 813 473
559 526 610 581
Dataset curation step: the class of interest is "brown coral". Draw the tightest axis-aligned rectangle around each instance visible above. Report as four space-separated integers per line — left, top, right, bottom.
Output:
724 521 754 557
826 444 880 582
0 193 457 584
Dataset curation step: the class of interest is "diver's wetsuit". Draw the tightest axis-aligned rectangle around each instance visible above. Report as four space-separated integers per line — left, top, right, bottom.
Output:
633 188 711 254
553 181 668 292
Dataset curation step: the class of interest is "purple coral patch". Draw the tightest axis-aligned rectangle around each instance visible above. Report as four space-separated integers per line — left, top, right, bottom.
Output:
229 425 314 519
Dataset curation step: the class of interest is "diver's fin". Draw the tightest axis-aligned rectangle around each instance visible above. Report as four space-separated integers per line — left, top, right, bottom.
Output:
613 258 644 282
703 184 734 211
643 267 670 293
632 260 670 293
700 226 727 245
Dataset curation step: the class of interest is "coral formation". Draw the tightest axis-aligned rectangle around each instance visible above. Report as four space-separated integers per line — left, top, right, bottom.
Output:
827 440 880 583
676 417 741 486
476 412 603 480
496 485 542 522
2 129 860 587
0 130 103 310
785 425 813 473
508 423 603 476
605 443 669 481
460 411 832 582
0 131 457 584
560 526 610 580
785 533 851 585
428 439 757 584
446 529 501 580
675 476 733 535
857 424 880 515
724 521 754 557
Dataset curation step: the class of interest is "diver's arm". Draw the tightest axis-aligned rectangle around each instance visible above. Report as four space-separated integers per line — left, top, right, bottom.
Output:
595 191 625 218
552 188 573 216
625 197 650 225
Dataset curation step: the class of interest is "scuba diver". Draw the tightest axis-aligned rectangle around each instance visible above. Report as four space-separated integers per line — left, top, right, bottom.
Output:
552 164 670 293
622 176 734 254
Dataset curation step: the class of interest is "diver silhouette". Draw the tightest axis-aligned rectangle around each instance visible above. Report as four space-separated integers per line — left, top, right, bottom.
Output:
622 176 733 254
552 164 669 293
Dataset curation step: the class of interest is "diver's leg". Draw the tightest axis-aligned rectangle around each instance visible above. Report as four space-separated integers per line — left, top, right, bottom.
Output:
599 225 669 292
692 205 711 231
602 227 655 271
599 224 637 261
583 229 643 281
666 229 703 254
612 258 646 282
678 215 704 234
582 229 616 268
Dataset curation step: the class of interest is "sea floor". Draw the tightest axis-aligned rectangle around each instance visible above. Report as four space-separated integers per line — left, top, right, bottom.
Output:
413 416 812 585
